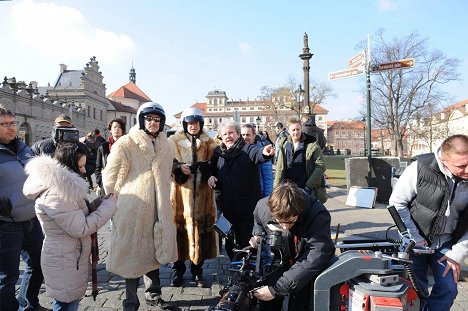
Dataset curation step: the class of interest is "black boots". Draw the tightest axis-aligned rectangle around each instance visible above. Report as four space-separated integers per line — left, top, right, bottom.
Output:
170 273 183 287
192 274 208 288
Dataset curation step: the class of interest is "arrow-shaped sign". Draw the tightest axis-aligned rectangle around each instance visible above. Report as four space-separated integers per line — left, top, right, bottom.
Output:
328 68 364 80
371 58 415 73
348 50 366 68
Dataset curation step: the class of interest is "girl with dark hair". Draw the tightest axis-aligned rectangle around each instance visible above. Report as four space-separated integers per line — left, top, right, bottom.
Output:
95 119 126 195
23 143 117 311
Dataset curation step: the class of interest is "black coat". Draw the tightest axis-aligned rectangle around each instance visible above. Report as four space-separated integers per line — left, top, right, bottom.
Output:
95 142 110 188
31 137 96 176
252 193 335 297
213 138 270 224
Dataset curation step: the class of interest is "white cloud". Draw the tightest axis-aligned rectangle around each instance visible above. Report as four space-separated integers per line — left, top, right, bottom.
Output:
378 0 399 11
239 42 252 53
10 0 136 65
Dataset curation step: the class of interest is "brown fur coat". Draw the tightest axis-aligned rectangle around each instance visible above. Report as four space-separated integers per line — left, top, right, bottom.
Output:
169 130 218 264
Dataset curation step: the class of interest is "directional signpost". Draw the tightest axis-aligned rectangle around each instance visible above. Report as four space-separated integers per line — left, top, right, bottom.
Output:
328 68 364 80
371 58 415 73
347 50 366 68
328 38 416 187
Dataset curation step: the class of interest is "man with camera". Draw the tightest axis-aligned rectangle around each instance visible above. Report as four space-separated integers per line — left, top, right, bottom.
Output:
0 105 47 310
249 182 335 311
31 114 95 176
168 107 218 288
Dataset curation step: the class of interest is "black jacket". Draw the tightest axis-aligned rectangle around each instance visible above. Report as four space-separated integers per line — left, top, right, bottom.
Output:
213 138 271 224
252 193 335 297
31 137 96 176
95 142 110 188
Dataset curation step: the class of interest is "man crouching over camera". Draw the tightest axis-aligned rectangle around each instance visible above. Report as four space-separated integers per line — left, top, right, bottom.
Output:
250 181 335 311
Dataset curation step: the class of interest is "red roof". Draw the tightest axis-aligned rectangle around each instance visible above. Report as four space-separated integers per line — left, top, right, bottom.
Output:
107 81 152 103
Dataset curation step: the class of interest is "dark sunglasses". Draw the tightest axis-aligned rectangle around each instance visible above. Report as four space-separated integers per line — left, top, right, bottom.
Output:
144 116 161 122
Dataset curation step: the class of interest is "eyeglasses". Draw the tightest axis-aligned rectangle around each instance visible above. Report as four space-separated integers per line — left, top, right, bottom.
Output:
144 116 161 123
0 121 19 128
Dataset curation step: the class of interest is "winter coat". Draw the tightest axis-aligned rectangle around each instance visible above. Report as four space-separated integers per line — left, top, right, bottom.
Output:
256 141 273 197
169 130 218 264
212 138 271 225
31 137 96 176
275 133 327 203
0 138 35 222
95 141 110 188
102 125 177 278
252 194 335 298
22 156 116 303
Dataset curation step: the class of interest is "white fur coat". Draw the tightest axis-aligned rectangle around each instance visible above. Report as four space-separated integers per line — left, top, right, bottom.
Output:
103 125 177 278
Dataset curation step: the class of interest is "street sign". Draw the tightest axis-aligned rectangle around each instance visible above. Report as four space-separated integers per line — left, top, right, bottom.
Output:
328 68 364 80
348 50 366 68
371 58 415 73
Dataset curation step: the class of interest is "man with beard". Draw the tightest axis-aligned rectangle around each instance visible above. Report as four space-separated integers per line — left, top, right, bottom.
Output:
208 121 275 260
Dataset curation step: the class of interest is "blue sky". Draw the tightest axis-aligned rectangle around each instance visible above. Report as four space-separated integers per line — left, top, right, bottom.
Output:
1 0 467 124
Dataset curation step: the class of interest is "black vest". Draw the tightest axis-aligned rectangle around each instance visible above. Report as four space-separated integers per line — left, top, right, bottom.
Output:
410 153 467 244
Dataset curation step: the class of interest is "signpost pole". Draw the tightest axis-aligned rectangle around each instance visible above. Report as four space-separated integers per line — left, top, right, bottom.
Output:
365 34 372 186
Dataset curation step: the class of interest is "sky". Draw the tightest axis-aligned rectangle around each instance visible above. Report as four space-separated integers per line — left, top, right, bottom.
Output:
1 0 467 124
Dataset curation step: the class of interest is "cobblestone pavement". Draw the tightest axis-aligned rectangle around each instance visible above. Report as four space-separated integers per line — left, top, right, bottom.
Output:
15 187 467 310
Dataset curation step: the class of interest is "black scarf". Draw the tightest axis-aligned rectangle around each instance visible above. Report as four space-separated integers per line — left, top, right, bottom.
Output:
215 137 245 160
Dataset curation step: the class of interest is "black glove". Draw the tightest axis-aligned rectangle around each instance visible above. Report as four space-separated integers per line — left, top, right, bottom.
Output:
0 197 13 218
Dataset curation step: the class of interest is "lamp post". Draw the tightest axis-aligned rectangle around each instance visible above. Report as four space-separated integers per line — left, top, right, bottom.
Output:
295 84 304 119
361 117 366 156
255 115 261 128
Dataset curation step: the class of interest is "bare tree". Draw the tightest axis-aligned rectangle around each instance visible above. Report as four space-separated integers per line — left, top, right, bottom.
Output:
368 29 460 156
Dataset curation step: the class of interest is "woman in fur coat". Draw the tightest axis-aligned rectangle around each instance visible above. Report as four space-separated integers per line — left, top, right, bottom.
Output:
168 108 218 288
22 143 117 311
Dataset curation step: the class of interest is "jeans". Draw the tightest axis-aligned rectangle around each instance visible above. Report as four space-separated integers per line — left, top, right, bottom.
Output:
0 218 44 311
52 299 79 311
123 269 162 311
411 241 458 311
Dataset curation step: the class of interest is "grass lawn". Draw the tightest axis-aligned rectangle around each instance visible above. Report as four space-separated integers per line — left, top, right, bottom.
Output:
324 155 347 187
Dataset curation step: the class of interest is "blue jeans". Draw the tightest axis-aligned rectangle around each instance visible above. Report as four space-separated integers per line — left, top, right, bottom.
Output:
0 218 44 311
52 299 79 311
411 241 458 311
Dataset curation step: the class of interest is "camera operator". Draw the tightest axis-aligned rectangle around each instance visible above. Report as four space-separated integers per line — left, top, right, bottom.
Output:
31 114 95 177
249 181 335 311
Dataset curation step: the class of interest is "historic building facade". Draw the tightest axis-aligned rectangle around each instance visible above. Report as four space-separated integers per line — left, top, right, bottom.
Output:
1 56 108 146
173 89 329 140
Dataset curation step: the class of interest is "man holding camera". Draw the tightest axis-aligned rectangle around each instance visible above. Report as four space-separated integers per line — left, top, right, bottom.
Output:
168 107 218 288
0 105 47 311
250 182 335 311
31 114 95 175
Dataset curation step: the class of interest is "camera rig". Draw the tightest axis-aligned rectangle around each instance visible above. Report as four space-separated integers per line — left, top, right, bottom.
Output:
209 217 286 311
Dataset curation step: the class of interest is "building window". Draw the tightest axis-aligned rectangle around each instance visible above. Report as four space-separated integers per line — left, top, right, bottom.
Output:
93 107 96 119
100 110 103 121
208 118 212 124
133 118 136 125
250 107 254 110
219 118 222 123
208 108 212 111
234 108 239 111
227 108 231 111
87 106 91 117
318 116 322 121
241 117 246 123
242 107 246 111
214 99 218 106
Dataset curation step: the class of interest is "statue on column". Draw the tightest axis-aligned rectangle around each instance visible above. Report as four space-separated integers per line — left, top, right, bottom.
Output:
303 32 309 49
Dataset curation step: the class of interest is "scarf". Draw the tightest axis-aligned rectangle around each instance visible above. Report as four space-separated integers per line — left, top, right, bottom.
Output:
107 136 116 152
215 137 245 160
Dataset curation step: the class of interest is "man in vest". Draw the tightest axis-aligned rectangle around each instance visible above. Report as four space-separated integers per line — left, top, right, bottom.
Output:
389 134 467 311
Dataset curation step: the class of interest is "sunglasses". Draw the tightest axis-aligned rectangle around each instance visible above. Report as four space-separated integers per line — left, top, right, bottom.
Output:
144 116 161 123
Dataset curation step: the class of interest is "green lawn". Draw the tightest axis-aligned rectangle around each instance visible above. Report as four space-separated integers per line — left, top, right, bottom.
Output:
324 156 347 187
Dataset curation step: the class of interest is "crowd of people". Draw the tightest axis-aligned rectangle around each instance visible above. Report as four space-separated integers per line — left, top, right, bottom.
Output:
0 102 466 311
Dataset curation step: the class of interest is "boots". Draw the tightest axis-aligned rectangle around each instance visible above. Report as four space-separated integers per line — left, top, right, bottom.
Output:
170 272 183 287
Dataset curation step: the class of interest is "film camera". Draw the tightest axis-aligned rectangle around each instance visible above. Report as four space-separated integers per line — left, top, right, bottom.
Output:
209 216 286 311
53 126 80 144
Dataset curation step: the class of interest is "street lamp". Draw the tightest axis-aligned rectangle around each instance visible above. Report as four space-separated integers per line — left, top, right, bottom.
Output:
255 115 261 128
295 84 305 119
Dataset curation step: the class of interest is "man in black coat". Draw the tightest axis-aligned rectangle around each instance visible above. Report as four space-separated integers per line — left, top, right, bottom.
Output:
208 121 275 260
250 181 335 311
31 114 95 177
